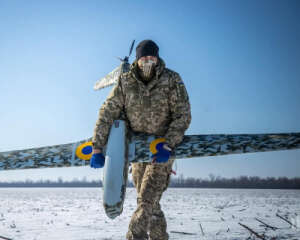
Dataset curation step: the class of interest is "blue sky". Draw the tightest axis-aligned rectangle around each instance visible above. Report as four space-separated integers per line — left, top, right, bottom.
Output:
0 0 299 181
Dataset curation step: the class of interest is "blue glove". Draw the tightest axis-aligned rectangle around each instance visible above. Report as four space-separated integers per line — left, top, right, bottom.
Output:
90 153 105 168
151 142 171 163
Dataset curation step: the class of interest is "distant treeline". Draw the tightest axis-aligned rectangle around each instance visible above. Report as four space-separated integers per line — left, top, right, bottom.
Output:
0 175 299 189
169 175 300 189
0 178 102 188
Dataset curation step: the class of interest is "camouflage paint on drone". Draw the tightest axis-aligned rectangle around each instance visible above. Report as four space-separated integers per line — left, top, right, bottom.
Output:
0 138 93 171
1 132 300 171
130 132 300 162
93 62 130 90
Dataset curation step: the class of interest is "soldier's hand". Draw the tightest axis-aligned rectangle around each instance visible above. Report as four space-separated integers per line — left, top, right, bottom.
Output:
151 143 171 163
90 151 105 168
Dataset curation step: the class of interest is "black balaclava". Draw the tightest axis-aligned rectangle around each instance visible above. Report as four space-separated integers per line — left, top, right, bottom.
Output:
136 40 159 60
135 40 159 83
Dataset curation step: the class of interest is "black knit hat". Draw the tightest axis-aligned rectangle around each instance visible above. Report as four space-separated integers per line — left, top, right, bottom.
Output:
136 40 159 60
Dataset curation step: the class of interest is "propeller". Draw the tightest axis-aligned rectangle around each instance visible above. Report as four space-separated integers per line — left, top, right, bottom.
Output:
116 40 135 63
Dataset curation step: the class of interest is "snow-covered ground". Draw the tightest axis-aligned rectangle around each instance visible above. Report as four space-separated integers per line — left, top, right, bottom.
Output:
0 188 299 240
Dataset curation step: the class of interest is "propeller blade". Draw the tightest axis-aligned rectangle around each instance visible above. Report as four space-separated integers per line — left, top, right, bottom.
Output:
128 40 135 57
115 56 124 62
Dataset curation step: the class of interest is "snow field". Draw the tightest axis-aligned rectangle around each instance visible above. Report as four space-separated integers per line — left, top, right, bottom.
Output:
0 188 299 240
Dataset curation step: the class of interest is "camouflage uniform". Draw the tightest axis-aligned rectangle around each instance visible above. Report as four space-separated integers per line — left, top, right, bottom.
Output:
92 58 191 240
127 158 175 240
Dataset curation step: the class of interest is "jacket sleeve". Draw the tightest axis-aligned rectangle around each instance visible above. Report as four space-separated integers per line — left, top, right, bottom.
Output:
164 73 191 149
92 78 125 150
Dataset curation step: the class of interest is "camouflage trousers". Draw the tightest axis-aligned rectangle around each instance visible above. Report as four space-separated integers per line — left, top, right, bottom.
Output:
126 157 175 240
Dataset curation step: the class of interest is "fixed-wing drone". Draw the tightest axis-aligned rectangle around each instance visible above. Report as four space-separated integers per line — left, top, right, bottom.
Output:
1 40 300 219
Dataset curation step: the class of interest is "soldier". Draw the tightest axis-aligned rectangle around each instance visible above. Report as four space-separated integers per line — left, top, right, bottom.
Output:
91 40 191 240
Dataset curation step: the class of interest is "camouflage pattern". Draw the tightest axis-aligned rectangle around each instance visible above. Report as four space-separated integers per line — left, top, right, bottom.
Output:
93 62 130 91
92 58 192 150
0 138 93 171
93 58 190 239
130 132 300 162
1 132 300 171
126 158 175 240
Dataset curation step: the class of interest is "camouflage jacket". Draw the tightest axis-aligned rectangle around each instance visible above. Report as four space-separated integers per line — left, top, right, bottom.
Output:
92 58 191 149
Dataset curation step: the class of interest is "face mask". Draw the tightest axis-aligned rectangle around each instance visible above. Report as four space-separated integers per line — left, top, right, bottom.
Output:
138 59 157 80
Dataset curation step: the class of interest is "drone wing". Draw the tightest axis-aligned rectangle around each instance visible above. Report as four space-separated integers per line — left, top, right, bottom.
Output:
0 139 92 171
94 62 130 91
1 132 300 171
130 132 300 162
